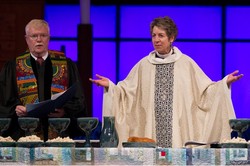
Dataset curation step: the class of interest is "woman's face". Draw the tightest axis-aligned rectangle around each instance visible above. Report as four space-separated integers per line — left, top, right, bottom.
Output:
151 26 174 54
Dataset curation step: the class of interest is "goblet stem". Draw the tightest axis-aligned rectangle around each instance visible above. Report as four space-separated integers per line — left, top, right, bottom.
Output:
59 130 66 138
237 131 243 138
25 129 30 136
84 131 91 147
58 131 62 138
53 129 60 137
25 129 34 136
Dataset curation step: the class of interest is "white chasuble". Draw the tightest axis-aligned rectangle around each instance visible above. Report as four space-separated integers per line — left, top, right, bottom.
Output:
103 46 236 148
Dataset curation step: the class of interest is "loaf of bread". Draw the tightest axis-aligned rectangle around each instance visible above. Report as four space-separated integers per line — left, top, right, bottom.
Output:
128 136 155 143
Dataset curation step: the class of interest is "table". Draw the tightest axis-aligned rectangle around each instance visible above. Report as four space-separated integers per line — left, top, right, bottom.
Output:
0 147 249 165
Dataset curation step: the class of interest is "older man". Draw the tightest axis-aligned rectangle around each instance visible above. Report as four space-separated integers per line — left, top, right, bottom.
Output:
0 19 87 141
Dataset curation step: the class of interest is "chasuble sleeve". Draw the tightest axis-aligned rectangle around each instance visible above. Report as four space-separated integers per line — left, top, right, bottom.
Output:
178 56 235 144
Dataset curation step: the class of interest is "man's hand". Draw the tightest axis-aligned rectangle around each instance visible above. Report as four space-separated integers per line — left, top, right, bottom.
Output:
16 105 27 117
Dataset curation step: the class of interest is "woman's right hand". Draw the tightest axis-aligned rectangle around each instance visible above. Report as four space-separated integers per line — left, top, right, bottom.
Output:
89 74 109 88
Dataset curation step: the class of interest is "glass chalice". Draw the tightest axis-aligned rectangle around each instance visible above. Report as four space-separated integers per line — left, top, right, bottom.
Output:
0 118 11 136
48 118 70 138
18 117 39 136
229 118 250 138
77 117 99 147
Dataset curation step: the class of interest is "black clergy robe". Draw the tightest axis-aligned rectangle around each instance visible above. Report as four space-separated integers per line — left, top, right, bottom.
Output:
0 53 87 141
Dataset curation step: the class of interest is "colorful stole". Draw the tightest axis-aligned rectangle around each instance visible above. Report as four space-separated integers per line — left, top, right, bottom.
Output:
16 50 68 105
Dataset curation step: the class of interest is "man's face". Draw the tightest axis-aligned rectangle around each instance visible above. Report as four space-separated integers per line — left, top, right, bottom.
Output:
25 26 50 57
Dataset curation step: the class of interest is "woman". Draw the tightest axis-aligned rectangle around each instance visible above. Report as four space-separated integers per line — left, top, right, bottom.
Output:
90 16 243 148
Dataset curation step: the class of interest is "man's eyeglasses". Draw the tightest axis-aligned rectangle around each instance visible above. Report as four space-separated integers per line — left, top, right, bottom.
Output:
26 34 49 40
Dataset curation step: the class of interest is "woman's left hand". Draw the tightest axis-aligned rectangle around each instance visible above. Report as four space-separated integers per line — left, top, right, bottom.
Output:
227 70 243 87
